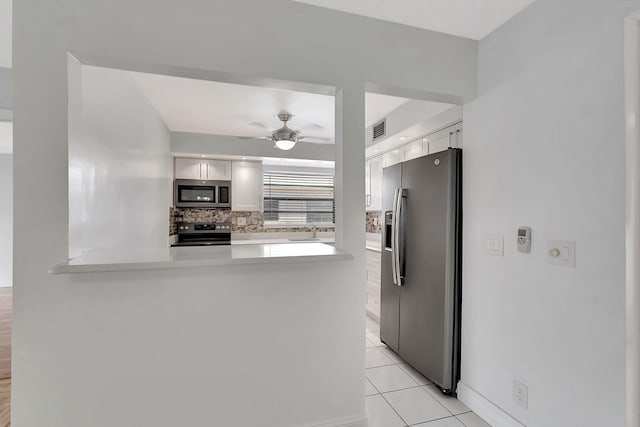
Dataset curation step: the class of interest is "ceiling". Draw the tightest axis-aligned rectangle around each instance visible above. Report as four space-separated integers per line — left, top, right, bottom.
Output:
365 93 408 127
132 72 412 143
292 0 535 40
0 122 12 154
132 72 336 142
0 0 10 68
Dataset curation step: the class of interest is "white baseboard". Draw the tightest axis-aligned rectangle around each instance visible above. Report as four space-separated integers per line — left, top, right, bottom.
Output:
457 382 525 427
306 413 368 427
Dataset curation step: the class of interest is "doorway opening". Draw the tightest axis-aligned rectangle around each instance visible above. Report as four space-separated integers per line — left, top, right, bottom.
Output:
0 118 12 427
362 91 490 425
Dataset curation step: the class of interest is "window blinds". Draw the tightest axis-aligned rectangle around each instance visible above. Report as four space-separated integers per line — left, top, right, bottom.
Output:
263 172 335 225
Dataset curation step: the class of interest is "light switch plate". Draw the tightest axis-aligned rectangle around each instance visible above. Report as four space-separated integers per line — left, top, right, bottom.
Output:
547 240 576 267
484 234 504 256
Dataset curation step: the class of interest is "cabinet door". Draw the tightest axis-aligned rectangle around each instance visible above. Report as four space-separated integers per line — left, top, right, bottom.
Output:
400 139 423 162
383 150 401 167
368 156 382 211
175 158 204 180
365 160 371 208
424 127 455 155
231 161 263 211
454 125 463 149
205 160 232 180
366 250 382 318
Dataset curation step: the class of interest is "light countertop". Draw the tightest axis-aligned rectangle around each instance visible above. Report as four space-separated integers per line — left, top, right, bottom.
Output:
51 243 352 274
232 238 334 245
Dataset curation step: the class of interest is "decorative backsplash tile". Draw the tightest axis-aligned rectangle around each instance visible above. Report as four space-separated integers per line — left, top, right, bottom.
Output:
171 208 380 235
170 208 335 235
366 211 382 234
169 207 181 236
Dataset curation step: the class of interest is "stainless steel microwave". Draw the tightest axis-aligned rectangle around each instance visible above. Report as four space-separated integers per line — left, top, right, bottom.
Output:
174 179 231 209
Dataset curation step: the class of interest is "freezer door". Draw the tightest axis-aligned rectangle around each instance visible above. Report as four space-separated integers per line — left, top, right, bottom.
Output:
398 149 461 392
380 163 402 352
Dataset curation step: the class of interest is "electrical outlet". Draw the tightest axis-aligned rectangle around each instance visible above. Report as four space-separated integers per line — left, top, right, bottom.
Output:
513 380 528 409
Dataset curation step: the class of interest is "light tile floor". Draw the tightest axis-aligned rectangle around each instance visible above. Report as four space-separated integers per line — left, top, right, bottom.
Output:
365 316 491 427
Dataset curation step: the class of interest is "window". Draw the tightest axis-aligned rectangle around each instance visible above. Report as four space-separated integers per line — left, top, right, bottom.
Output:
263 172 335 226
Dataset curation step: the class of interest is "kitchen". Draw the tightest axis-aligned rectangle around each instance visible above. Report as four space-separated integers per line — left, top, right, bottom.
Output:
13 1 634 426
65 60 462 265
62 58 471 422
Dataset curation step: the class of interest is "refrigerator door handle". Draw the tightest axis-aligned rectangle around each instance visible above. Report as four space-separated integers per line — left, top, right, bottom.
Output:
391 188 399 285
397 189 407 285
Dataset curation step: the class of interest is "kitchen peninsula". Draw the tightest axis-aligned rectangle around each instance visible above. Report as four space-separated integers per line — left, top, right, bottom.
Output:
51 242 350 274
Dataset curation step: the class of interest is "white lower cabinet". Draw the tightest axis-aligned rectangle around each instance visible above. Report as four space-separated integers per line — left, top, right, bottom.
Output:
231 161 263 211
366 249 381 319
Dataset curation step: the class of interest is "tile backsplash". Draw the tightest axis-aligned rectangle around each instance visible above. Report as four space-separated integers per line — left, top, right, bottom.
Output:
366 211 382 234
170 208 335 235
171 208 380 235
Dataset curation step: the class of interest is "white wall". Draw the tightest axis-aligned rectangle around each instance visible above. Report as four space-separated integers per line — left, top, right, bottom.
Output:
460 2 640 426
0 154 11 286
0 68 11 111
13 0 476 426
68 59 172 258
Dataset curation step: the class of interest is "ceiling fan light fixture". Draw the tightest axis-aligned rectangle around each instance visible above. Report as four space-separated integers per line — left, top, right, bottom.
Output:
275 139 296 150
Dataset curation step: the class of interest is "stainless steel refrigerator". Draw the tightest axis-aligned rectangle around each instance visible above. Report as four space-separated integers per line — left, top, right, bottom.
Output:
380 148 462 394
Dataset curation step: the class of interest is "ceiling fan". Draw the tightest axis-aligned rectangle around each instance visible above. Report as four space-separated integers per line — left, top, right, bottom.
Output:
238 112 331 150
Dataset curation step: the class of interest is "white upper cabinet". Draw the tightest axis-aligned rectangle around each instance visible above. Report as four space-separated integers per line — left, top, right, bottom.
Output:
423 123 463 155
175 158 231 181
400 139 423 162
203 160 231 180
174 158 203 180
366 156 382 211
454 125 463 149
231 161 263 211
382 150 401 168
365 161 371 208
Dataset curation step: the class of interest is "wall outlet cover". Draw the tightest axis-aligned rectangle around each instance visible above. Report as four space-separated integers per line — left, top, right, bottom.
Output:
513 380 528 409
484 234 504 256
237 217 247 226
547 240 576 267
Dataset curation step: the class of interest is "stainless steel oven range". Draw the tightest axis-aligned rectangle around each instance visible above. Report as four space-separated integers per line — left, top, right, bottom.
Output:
171 222 231 247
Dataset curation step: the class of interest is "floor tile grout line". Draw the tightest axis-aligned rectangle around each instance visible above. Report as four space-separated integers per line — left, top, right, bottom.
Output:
366 376 384 395
367 318 479 426
366 362 396 369
368 383 423 395
421 385 472 417
453 414 470 427
379 389 410 427
407 414 461 426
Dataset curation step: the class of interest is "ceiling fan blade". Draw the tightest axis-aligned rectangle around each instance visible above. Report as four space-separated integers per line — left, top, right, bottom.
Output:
300 136 332 144
236 136 272 141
